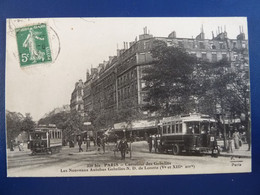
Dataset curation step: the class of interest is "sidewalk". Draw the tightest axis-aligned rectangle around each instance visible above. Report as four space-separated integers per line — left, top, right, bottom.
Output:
219 143 251 158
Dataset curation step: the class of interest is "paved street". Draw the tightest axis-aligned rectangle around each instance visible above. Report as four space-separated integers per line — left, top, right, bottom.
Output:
7 141 251 177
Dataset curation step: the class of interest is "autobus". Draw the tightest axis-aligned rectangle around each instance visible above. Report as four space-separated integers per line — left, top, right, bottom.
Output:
158 114 218 155
29 125 62 154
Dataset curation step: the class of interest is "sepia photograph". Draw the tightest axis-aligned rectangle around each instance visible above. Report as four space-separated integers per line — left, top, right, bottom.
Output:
5 17 251 177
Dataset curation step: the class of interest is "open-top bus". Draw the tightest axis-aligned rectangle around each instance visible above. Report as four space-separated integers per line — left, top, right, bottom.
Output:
158 113 218 155
29 125 62 154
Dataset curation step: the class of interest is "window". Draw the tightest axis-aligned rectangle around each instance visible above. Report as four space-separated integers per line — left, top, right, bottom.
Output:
176 122 179 133
222 53 227 59
172 123 176 133
202 53 207 60
42 133 47 139
163 126 166 134
212 53 217 62
186 122 200 134
167 125 171 134
138 53 146 63
199 42 205 49
212 45 216 49
178 41 184 48
219 42 225 49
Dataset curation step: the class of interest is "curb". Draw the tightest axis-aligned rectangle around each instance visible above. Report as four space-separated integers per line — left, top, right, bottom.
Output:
219 153 251 159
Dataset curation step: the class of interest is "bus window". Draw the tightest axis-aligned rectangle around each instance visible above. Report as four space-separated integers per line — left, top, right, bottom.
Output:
186 122 200 134
163 126 166 134
172 123 175 133
167 125 171 134
42 133 47 139
194 125 199 134
200 122 210 134
176 122 179 133
179 124 182 133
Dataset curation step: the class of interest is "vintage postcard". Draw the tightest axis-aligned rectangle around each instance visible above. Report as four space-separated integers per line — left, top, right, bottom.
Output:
6 17 251 177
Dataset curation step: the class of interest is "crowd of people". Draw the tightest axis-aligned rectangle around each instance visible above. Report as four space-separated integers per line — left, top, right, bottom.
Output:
75 135 130 160
9 140 24 152
147 134 160 153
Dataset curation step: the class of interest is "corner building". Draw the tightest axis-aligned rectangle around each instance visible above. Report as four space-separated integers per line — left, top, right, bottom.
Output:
82 27 248 119
70 79 84 112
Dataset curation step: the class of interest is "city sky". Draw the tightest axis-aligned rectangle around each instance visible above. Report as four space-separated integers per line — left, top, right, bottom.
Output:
6 17 248 121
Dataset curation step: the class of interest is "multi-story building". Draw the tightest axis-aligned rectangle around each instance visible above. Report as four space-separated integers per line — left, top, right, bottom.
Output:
70 79 84 112
81 26 248 120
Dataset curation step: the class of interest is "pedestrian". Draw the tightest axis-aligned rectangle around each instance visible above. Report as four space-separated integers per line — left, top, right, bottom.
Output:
19 142 24 151
69 140 74 148
246 129 251 151
233 130 240 149
10 140 14 151
86 135 91 151
18 141 23 151
101 136 106 154
77 136 83 152
228 136 233 153
154 135 158 153
118 138 128 160
114 134 118 144
148 135 152 153
93 137 96 146
96 136 101 153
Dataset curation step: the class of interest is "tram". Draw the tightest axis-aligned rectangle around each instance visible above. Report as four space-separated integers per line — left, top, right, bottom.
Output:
158 114 219 155
29 125 62 154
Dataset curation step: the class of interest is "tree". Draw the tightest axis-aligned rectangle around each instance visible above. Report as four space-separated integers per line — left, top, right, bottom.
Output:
115 99 143 123
21 113 36 133
38 111 71 129
62 111 86 139
142 40 198 116
6 111 24 147
197 58 250 149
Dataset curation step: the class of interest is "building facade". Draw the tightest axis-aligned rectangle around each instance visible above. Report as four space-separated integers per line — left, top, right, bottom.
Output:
70 79 84 112
79 27 248 120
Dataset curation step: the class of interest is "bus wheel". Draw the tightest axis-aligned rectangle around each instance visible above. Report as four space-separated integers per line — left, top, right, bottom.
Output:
172 144 180 155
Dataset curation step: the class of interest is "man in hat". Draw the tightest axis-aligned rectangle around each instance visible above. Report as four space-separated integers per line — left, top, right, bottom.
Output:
118 138 128 160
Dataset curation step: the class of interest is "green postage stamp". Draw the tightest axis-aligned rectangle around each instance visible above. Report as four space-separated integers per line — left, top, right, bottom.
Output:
16 23 52 66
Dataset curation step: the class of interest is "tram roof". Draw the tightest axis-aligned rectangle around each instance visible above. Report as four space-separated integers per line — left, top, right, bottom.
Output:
161 114 215 123
34 127 61 132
